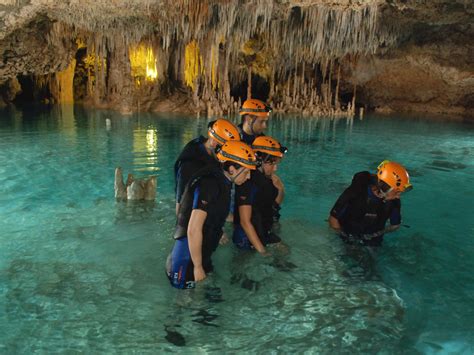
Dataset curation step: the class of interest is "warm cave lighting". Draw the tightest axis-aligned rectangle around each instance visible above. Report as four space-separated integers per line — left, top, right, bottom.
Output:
129 45 158 85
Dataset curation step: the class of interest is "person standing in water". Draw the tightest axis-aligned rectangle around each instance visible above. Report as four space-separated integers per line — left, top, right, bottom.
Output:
238 99 272 144
166 141 258 289
174 119 240 215
233 136 288 255
329 160 413 246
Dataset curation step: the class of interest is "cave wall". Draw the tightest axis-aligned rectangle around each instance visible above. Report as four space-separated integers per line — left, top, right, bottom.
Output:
0 0 472 118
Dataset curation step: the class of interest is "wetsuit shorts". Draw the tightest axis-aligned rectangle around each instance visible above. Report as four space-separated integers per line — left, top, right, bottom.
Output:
232 225 281 250
166 237 196 289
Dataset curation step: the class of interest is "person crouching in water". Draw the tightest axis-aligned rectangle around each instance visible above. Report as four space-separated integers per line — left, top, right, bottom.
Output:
233 136 287 255
166 141 258 289
328 160 413 247
174 119 240 215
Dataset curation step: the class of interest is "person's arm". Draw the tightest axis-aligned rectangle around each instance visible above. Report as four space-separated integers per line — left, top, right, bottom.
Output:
239 205 268 255
271 174 285 205
328 215 342 233
175 161 200 216
187 209 208 282
328 182 358 234
385 199 401 234
385 224 400 233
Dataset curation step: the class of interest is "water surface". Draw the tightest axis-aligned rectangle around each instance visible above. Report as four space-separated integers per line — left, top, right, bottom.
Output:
0 105 473 353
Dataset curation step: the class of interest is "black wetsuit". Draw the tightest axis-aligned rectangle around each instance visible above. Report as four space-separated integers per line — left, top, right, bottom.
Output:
330 171 401 246
233 169 281 249
174 136 218 204
237 123 263 145
167 166 231 289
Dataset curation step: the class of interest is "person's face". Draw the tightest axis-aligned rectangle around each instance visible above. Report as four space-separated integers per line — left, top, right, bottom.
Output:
261 157 279 176
383 189 401 201
247 115 269 135
232 166 251 185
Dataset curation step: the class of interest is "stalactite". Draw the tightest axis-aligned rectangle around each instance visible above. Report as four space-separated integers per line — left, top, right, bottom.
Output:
247 66 252 100
327 60 333 108
21 0 401 117
352 84 357 114
54 59 76 104
335 63 341 110
184 40 202 92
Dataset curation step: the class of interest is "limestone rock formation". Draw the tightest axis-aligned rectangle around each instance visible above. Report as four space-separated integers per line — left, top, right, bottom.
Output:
0 0 472 118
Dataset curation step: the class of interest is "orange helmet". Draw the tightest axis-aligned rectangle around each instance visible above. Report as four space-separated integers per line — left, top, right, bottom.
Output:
376 160 412 192
251 136 287 158
239 99 272 117
216 141 257 170
208 119 240 144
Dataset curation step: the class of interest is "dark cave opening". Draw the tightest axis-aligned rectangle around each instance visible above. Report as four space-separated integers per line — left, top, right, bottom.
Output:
13 75 49 104
73 47 88 103
230 73 270 103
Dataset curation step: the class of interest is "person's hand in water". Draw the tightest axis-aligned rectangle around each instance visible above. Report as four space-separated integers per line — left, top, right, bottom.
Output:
194 266 207 282
219 232 230 245
258 248 272 257
274 242 289 255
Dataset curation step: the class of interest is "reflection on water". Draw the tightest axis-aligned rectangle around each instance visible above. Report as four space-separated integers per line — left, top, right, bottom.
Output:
133 128 159 172
0 106 473 352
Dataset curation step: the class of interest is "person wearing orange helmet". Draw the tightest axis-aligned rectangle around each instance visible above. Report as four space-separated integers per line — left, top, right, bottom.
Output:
174 118 240 214
167 141 257 289
329 160 413 246
233 136 288 255
238 98 272 144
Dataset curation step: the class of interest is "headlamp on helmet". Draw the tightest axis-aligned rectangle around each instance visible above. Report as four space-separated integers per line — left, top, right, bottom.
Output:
251 136 286 158
239 99 272 118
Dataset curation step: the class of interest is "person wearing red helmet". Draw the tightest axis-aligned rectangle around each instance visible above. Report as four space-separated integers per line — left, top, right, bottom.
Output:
174 119 240 215
167 141 257 289
329 160 413 246
238 99 272 144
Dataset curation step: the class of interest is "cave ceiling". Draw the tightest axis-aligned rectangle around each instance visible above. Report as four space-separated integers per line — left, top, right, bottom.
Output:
0 0 472 117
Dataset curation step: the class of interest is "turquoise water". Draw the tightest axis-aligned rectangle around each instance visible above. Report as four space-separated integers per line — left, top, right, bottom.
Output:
0 105 473 353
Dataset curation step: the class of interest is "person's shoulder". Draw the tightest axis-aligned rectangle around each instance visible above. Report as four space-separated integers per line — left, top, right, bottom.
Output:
253 170 270 185
236 176 253 192
351 171 374 187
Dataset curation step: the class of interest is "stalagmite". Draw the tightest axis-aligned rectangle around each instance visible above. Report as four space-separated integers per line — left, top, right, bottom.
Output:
352 84 357 115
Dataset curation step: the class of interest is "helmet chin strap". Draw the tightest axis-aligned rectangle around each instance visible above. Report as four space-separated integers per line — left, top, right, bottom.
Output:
228 166 247 183
248 116 257 135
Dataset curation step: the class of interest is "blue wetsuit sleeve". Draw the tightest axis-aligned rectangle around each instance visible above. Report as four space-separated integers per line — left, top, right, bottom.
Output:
390 200 401 225
192 178 217 213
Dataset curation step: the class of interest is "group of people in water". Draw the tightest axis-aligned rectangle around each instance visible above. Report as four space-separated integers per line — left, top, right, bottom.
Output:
166 99 413 289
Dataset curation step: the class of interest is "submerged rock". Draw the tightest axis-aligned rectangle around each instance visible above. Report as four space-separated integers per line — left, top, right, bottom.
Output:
114 167 156 201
